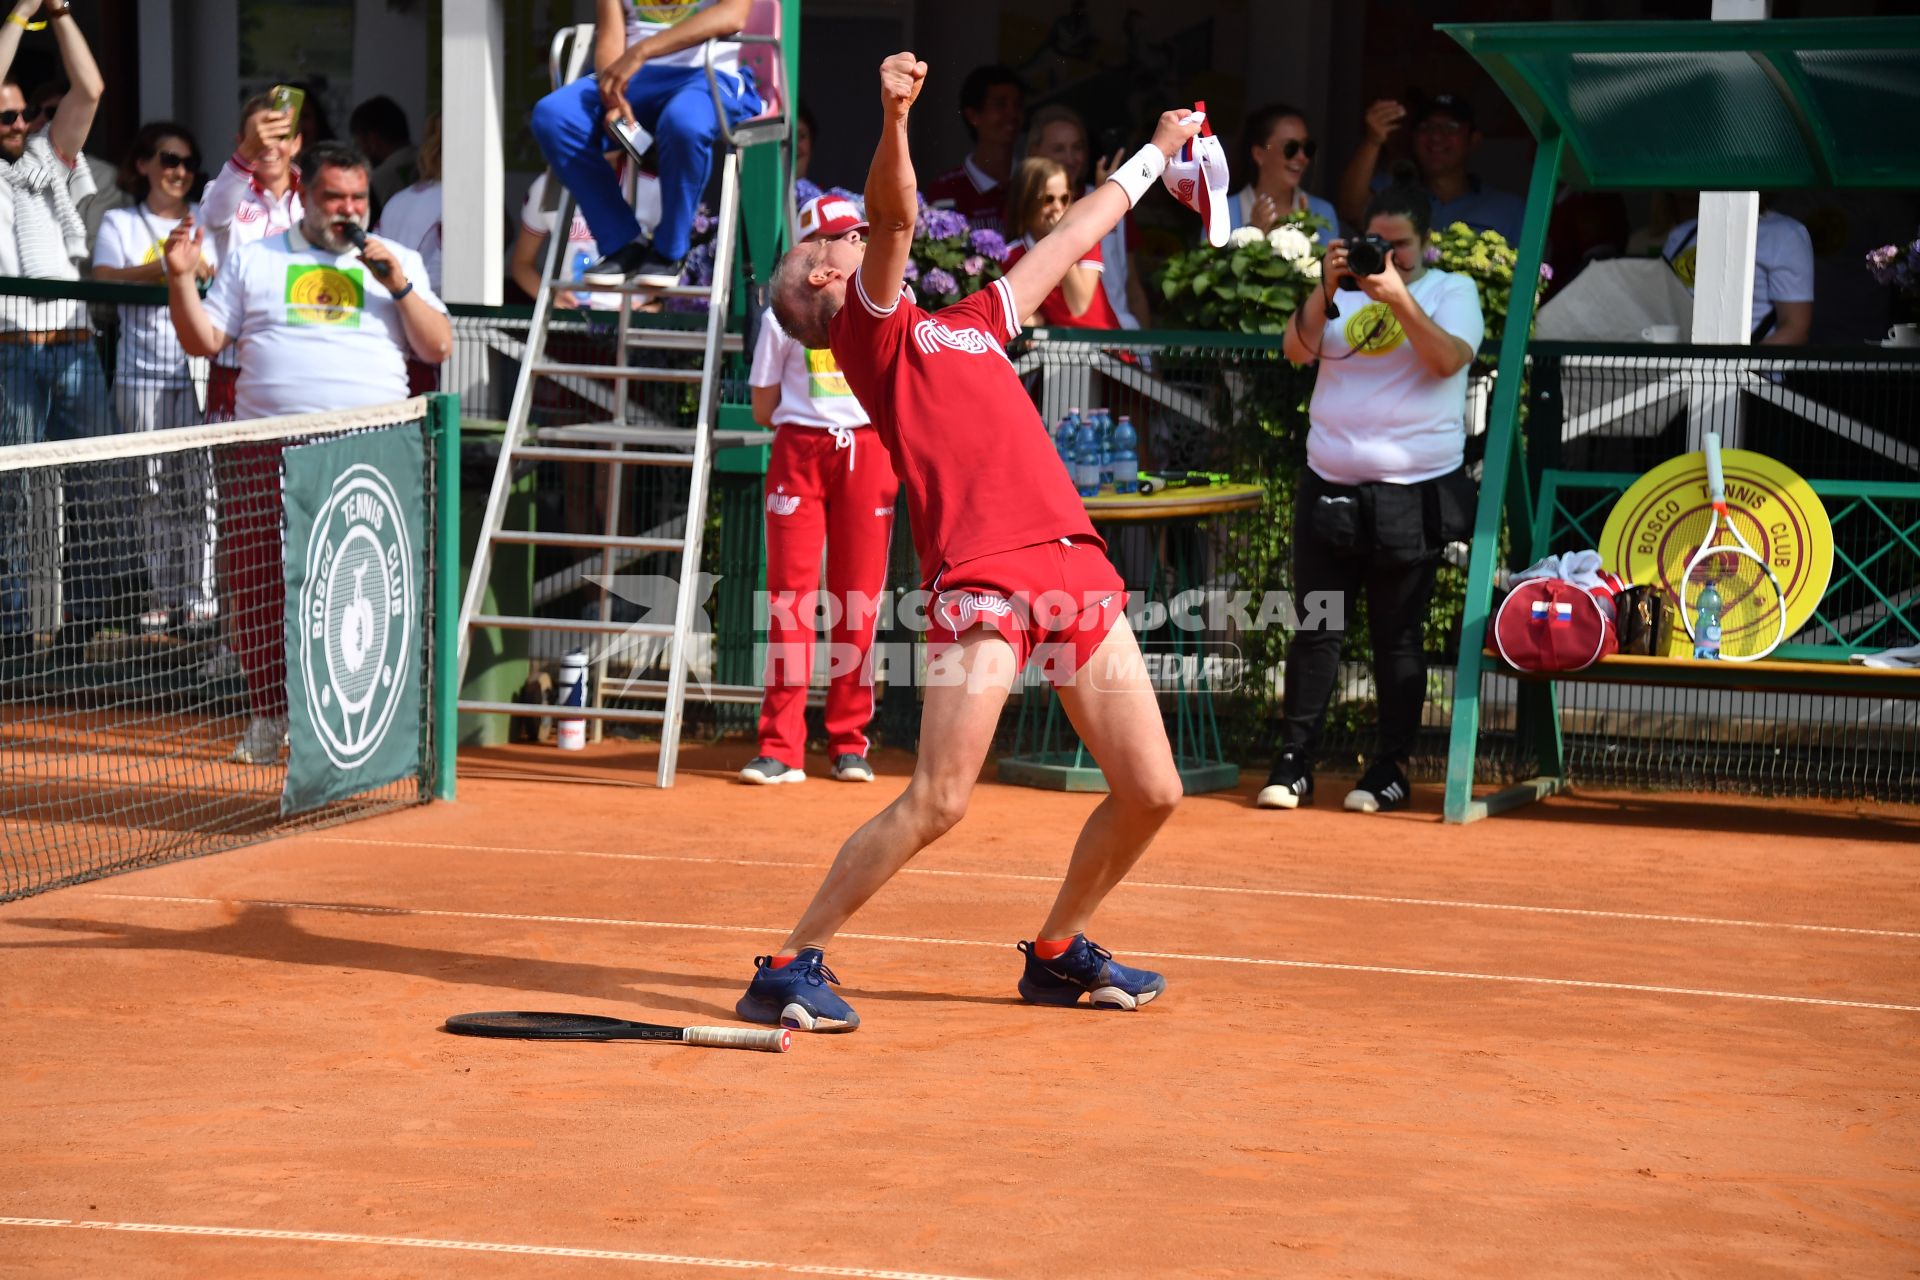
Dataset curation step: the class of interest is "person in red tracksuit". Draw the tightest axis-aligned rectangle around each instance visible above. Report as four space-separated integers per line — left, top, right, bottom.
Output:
740 194 898 786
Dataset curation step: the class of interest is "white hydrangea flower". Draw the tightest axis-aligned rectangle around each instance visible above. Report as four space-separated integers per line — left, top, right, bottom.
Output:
1228 225 1267 248
1268 226 1313 261
1301 257 1323 280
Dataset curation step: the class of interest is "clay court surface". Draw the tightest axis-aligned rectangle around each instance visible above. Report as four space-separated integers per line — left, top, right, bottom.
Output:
3 742 1918 1278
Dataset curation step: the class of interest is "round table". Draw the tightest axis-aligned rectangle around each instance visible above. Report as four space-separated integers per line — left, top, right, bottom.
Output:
996 482 1265 794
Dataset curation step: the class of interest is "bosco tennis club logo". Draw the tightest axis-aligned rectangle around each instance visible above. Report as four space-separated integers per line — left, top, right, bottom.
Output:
298 463 415 769
286 264 364 327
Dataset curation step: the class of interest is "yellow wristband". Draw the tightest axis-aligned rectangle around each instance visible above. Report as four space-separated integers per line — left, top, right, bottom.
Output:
7 13 49 30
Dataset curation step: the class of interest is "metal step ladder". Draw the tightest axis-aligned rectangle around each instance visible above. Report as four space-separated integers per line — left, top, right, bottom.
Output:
455 20 790 787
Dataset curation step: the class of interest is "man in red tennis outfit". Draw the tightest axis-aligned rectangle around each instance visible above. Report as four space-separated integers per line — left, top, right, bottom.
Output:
734 52 1204 1033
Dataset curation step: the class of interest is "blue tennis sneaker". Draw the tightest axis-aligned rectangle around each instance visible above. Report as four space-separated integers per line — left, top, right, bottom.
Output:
735 948 860 1032
1016 935 1165 1010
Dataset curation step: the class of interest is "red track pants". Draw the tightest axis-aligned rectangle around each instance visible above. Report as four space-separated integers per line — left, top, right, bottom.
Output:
756 425 898 766
207 365 286 718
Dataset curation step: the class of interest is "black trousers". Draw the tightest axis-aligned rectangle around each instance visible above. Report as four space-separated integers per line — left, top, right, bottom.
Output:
1279 468 1445 768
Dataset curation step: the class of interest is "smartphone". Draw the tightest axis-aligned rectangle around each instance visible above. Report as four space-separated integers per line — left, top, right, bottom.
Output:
270 84 306 136
608 116 653 166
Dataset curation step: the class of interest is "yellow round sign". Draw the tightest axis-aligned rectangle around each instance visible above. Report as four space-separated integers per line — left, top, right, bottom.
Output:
1598 447 1833 657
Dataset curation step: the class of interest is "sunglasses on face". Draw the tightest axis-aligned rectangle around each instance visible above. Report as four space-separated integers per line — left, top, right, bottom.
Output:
1274 138 1317 161
153 150 197 170
0 104 46 127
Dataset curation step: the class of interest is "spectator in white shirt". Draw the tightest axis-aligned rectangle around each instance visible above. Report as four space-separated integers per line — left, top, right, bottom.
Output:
372 112 442 393
1 0 121 661
1264 185 1485 817
92 121 219 628
349 94 415 219
1663 197 1815 345
199 90 305 420
164 142 450 765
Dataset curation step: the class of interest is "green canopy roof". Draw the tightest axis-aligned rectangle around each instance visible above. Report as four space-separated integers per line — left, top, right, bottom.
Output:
1440 18 1920 190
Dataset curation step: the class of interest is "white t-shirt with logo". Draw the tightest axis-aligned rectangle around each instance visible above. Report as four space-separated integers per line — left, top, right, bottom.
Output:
374 181 442 296
749 308 870 431
1306 268 1485 486
1662 210 1814 336
624 0 740 81
93 202 218 386
200 227 446 421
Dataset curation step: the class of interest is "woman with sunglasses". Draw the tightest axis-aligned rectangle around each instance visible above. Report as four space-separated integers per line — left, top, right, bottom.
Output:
1229 103 1339 238
92 122 219 630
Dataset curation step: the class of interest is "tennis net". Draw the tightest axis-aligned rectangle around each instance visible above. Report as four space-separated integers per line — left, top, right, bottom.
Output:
1 396 454 902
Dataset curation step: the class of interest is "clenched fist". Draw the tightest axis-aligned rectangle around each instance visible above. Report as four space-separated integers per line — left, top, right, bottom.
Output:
879 52 927 118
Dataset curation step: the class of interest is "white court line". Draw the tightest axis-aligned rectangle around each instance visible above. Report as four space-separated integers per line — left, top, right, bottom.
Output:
93 893 1920 1015
314 836 1920 942
0 1217 991 1279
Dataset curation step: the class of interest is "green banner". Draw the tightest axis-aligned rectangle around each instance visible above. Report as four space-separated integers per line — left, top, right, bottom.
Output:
282 427 425 816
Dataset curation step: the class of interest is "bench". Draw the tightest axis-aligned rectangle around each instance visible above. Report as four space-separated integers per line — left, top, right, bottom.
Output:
1448 466 1920 820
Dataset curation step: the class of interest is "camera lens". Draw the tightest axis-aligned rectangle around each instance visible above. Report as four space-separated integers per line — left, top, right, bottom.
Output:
1347 234 1389 277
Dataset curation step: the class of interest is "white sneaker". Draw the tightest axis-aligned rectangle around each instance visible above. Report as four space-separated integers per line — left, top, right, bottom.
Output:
831 754 875 783
233 714 289 765
739 756 805 785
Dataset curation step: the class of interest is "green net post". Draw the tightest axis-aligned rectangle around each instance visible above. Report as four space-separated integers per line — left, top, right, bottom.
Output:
429 392 461 802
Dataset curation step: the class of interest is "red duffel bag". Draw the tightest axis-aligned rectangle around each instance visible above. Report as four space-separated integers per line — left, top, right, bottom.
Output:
1493 574 1624 672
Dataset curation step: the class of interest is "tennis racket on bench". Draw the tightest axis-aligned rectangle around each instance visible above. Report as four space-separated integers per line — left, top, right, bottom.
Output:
445 1011 790 1053
1676 432 1788 662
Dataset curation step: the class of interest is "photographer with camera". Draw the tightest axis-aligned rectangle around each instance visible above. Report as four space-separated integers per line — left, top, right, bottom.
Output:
1261 185 1482 816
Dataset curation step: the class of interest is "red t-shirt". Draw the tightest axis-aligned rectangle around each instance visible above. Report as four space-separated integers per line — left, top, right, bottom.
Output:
1001 238 1125 330
828 272 1100 586
925 163 1007 235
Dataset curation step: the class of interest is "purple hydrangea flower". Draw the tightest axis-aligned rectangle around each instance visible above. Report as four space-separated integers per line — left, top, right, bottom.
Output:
963 254 986 277
923 267 958 297
828 187 865 212
916 189 930 212
1539 262 1554 280
901 259 920 282
969 227 1007 261
920 208 970 241
1423 244 1442 265
795 177 822 205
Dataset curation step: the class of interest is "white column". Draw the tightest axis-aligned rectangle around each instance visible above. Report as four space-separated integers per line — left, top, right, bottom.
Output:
441 0 505 306
138 0 174 125
1687 0 1769 447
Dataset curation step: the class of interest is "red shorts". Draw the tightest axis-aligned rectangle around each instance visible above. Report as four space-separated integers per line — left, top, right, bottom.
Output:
928 536 1127 683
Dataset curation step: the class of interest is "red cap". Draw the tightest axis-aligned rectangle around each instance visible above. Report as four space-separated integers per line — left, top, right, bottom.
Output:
797 194 867 242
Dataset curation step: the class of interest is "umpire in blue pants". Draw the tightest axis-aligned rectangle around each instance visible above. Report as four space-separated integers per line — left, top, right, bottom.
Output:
530 0 760 292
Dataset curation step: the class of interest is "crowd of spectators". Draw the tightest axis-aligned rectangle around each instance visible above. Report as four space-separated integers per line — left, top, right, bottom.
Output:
0 1 450 770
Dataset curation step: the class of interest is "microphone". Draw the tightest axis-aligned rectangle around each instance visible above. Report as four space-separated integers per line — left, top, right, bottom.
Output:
340 223 392 280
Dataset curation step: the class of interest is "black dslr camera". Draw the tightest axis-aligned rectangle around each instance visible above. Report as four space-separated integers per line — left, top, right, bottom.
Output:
1344 233 1394 277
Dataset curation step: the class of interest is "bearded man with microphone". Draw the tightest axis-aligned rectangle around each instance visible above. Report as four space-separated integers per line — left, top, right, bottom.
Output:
165 141 451 765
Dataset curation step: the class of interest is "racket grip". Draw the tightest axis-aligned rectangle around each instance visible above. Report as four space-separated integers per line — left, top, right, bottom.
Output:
682 1026 792 1053
1703 432 1725 503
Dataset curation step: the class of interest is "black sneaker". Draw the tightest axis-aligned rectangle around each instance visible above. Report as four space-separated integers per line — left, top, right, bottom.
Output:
1344 758 1411 814
578 241 651 288
831 753 875 783
739 756 805 785
1256 749 1313 810
628 249 684 290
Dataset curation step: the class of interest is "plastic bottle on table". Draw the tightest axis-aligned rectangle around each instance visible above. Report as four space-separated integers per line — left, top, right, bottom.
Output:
1054 408 1080 475
1692 583 1722 660
1095 409 1114 485
1111 415 1139 494
1073 418 1102 498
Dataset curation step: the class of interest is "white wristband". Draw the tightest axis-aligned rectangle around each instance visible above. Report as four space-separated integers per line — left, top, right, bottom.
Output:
1106 144 1168 209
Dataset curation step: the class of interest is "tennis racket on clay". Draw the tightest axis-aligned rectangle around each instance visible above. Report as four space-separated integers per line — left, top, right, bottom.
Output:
445 1011 790 1053
1676 432 1788 662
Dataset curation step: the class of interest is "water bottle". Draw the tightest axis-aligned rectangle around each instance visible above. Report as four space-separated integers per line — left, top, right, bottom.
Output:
1692 583 1722 660
1095 409 1114 486
1073 418 1102 498
1054 409 1080 474
555 649 588 749
1111 415 1139 494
